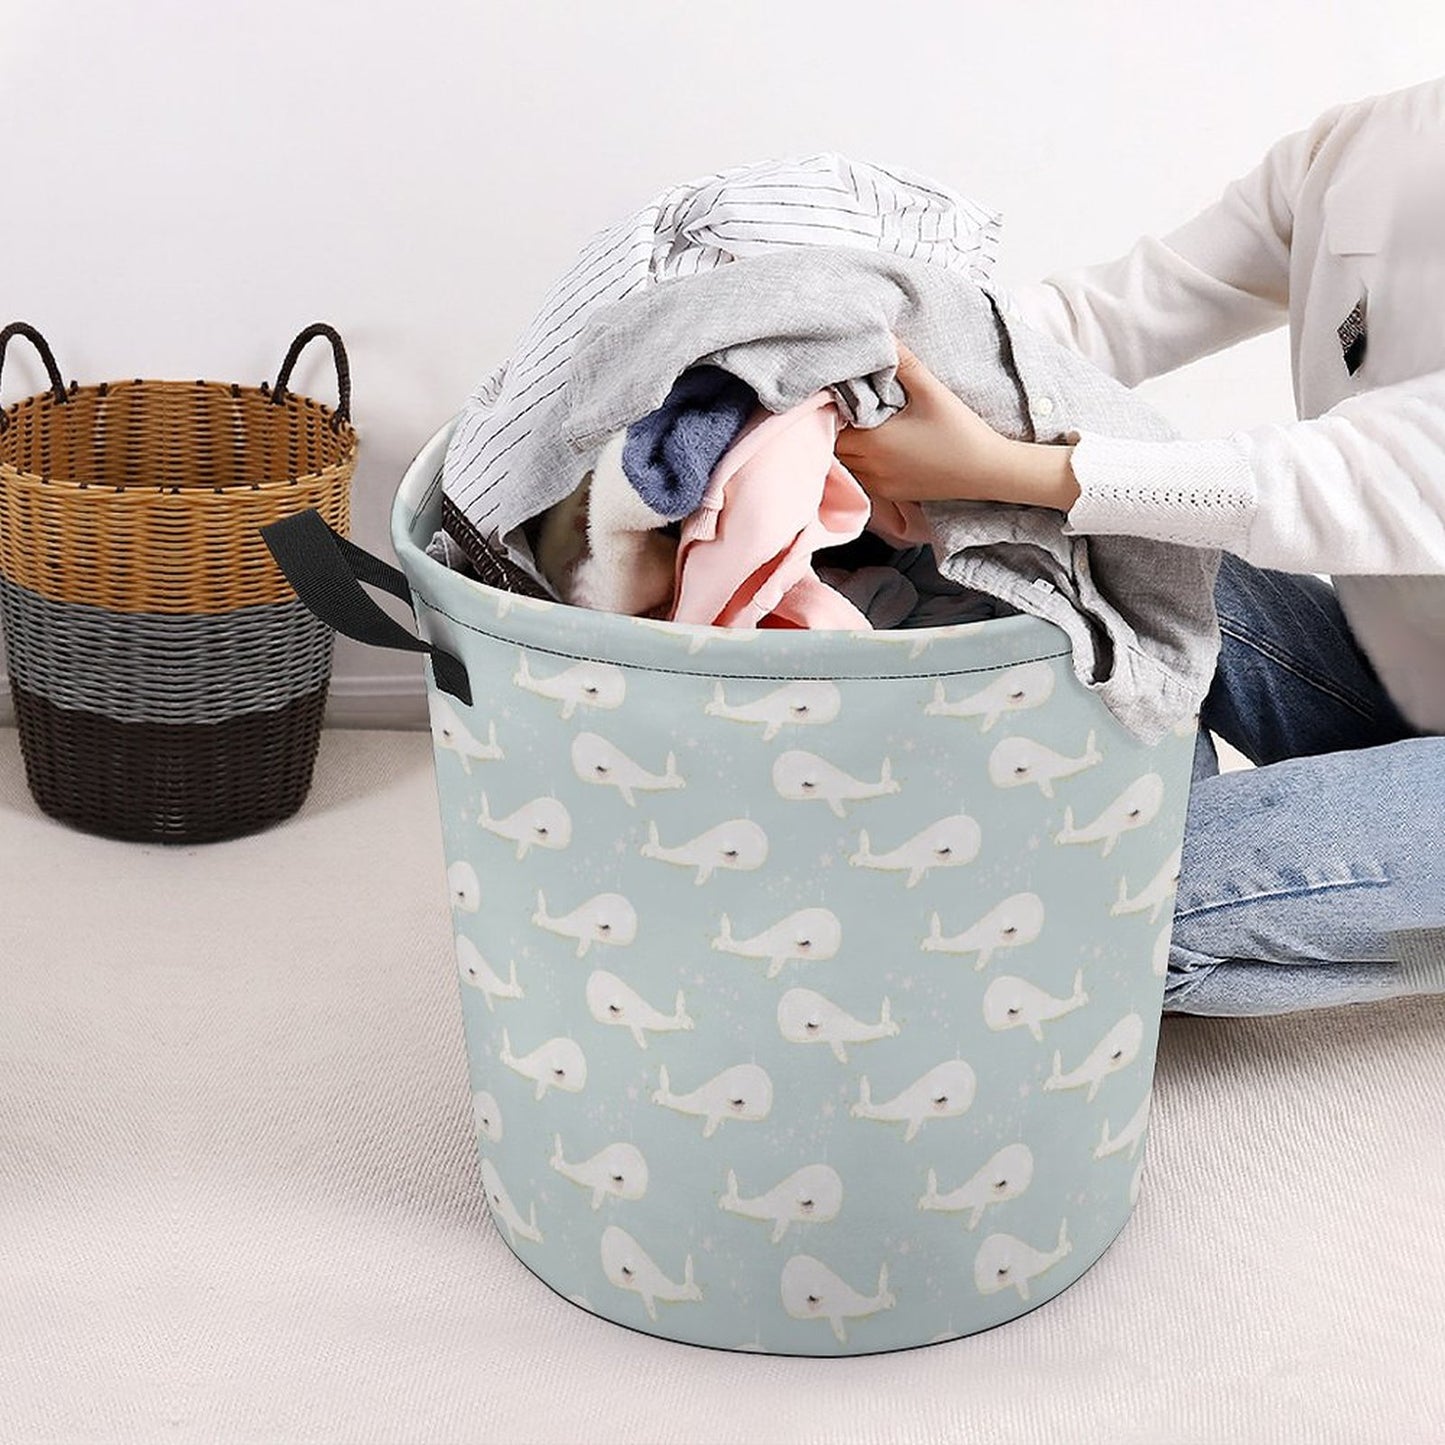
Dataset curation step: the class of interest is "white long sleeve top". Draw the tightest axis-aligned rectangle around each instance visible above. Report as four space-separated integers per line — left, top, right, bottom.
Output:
999 76 1445 734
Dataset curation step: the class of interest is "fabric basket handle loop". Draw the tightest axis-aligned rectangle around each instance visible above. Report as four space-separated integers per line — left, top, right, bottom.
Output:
271 322 352 428
260 509 472 705
0 322 68 432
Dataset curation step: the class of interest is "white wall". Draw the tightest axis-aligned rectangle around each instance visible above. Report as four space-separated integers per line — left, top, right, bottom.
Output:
1 1 1437 726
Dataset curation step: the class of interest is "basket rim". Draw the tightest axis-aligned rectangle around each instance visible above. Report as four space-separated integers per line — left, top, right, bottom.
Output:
0 377 357 491
391 416 1077 683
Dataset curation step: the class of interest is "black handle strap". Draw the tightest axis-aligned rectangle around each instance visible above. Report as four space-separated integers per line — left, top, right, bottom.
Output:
271 322 351 428
260 509 472 705
0 322 68 432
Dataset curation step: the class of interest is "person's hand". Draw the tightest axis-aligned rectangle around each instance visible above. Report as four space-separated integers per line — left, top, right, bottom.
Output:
835 339 1081 512
835 341 1013 503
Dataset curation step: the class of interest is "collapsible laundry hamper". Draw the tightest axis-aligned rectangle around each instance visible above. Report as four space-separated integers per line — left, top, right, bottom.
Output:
0 322 356 843
265 418 1197 1356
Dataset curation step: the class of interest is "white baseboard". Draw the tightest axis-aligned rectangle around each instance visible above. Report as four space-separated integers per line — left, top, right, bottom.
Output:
323 674 429 730
0 670 429 731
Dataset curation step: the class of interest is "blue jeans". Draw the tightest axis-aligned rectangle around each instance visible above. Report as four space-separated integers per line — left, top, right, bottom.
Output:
1166 552 1445 1016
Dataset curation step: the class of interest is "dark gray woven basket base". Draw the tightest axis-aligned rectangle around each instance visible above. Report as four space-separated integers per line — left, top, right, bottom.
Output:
12 682 329 844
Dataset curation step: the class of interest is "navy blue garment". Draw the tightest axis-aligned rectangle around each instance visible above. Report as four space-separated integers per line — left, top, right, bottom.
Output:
621 365 758 520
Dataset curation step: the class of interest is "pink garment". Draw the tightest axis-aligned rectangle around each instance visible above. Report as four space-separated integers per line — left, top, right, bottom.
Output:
668 393 879 630
866 494 932 548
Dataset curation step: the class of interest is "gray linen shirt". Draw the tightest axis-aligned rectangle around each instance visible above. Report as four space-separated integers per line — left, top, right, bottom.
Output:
442 247 1220 742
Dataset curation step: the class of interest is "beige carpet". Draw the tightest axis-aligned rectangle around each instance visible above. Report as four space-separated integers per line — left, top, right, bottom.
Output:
2 730 1442 1445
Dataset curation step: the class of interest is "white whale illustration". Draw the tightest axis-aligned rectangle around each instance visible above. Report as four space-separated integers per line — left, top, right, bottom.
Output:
1130 1162 1146 1206
549 1133 649 1209
987 731 1102 799
923 892 1045 970
652 1062 773 1138
472 1090 502 1143
478 793 572 859
983 969 1088 1041
1044 1013 1145 1103
447 859 480 913
776 988 899 1063
918 1142 1035 1230
771 750 900 818
711 907 841 978
532 889 638 957
1152 924 1172 978
780 1255 896 1344
719 1164 844 1244
479 1157 543 1247
848 813 981 888
1112 846 1183 924
1094 1090 1152 1161
513 653 625 719
600 1225 702 1321
924 661 1055 730
455 934 523 1012
493 592 553 619
849 1060 977 1142
704 680 842 741
974 1219 1071 1301
880 629 938 661
640 818 768 885
632 616 713 654
571 732 685 808
585 970 694 1050
1054 773 1165 857
429 695 504 773
498 1028 587 1101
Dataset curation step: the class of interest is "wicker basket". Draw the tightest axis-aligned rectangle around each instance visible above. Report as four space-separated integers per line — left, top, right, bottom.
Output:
0 321 356 843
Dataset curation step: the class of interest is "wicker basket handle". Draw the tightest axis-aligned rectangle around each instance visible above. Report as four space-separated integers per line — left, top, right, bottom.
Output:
0 322 68 431
260 509 472 705
271 322 351 428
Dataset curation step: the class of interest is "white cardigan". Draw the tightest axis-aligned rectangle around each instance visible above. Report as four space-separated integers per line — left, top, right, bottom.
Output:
1000 76 1445 734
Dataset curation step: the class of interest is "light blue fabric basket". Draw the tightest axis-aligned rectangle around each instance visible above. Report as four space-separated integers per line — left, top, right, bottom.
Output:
307 420 1194 1355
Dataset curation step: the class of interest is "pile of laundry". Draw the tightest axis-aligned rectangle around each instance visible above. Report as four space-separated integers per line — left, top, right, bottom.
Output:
429 153 1221 744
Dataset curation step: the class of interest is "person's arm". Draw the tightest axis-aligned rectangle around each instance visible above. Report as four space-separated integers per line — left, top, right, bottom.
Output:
1059 369 1445 574
844 95 1445 576
1000 101 1349 383
845 347 1445 576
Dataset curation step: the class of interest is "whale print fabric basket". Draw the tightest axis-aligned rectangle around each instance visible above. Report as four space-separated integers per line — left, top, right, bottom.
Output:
0 322 355 843
265 420 1196 1356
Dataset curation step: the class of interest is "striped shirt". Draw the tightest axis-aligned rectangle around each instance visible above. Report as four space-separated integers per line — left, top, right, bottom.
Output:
441 152 1001 543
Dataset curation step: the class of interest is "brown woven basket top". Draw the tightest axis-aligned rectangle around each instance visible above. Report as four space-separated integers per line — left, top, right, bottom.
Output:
0 325 356 614
0 379 355 491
